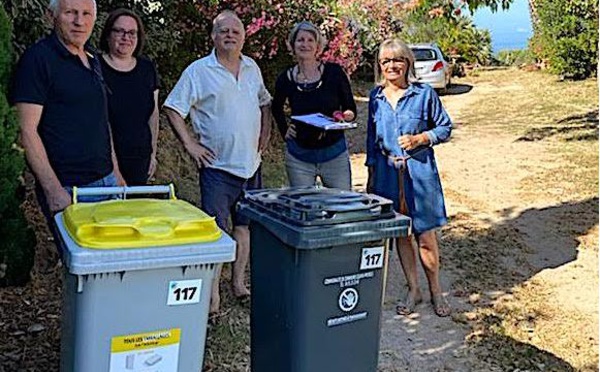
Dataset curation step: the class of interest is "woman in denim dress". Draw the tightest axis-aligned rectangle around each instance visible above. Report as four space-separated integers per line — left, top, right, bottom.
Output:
366 38 452 317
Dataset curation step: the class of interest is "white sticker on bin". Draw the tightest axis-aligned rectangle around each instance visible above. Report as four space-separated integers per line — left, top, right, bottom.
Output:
360 246 384 270
167 279 202 306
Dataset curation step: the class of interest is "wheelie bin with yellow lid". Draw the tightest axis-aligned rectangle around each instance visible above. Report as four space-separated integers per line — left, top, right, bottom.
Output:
54 185 235 372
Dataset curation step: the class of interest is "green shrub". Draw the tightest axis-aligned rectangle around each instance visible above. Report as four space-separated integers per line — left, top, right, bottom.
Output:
0 5 36 287
496 49 536 66
401 13 493 65
3 0 51 56
533 0 598 79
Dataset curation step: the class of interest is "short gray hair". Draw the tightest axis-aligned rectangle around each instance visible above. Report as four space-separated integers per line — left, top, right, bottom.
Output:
211 10 244 36
48 0 97 17
287 21 326 53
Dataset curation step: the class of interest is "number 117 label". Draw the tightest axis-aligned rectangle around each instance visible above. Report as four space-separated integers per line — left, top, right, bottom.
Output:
360 246 385 270
167 279 202 306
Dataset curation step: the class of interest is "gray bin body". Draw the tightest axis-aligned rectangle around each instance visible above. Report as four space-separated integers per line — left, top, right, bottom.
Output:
55 215 236 372
238 187 411 372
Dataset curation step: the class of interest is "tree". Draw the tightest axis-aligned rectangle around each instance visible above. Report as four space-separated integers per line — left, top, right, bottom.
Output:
0 5 36 287
532 0 598 79
400 3 493 65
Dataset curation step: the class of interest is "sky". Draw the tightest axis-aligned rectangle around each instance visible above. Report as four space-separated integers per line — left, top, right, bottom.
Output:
472 0 533 53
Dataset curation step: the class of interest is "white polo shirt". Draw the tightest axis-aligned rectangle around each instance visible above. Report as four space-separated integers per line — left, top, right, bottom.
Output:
164 50 272 179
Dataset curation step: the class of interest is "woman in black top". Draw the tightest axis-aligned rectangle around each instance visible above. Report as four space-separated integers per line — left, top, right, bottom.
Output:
99 8 159 185
272 21 357 189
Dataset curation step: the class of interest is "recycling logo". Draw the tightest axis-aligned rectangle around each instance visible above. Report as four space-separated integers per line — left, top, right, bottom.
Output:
338 288 359 312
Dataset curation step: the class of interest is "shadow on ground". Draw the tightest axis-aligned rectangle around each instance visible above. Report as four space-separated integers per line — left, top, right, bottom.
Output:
440 83 473 96
377 197 598 371
517 109 599 142
441 196 598 370
0 182 596 371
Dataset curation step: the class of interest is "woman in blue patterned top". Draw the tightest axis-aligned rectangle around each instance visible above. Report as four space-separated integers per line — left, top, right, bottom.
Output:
366 38 452 317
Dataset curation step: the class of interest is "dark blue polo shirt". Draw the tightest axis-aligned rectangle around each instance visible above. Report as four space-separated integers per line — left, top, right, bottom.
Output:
11 33 113 186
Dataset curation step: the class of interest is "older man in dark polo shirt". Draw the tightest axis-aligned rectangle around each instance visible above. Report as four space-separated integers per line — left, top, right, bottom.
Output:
12 0 124 243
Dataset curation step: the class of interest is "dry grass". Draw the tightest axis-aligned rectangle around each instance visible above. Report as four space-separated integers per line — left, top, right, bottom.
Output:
1 68 596 371
463 279 599 372
455 69 598 136
441 69 598 371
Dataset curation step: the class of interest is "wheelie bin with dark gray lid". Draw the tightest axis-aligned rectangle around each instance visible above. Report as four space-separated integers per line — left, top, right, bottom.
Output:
237 187 411 372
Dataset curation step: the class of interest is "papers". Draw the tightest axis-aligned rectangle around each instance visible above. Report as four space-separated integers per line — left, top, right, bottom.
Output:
291 113 358 131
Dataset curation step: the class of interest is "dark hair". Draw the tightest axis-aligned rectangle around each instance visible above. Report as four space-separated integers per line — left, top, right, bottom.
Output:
99 8 146 57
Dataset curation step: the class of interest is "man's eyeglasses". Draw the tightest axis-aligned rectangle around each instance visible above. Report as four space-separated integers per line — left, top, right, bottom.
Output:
379 57 408 66
111 28 138 39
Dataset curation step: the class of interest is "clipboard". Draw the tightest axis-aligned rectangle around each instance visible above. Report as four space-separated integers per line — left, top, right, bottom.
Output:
291 113 358 130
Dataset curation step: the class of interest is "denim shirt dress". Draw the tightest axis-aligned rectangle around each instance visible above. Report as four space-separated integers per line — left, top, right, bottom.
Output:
365 83 452 234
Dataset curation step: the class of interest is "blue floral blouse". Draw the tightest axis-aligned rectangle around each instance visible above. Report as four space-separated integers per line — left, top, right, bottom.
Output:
365 83 452 234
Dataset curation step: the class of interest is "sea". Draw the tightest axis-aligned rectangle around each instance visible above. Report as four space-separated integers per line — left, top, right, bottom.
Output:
472 0 533 53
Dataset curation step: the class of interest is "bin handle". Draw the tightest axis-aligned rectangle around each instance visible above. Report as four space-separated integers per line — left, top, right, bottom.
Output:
71 184 177 204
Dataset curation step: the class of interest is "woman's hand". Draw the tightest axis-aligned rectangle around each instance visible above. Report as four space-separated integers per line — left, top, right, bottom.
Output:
114 169 127 187
333 110 355 122
398 134 429 151
147 154 157 179
366 166 374 193
285 124 297 140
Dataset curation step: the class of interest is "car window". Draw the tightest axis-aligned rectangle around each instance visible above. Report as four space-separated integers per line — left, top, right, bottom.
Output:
411 48 438 61
439 50 448 62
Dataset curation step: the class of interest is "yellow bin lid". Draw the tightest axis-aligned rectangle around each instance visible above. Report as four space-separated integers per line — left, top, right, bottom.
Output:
62 199 221 249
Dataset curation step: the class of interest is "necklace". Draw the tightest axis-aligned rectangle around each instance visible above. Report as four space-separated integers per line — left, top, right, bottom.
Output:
296 64 321 83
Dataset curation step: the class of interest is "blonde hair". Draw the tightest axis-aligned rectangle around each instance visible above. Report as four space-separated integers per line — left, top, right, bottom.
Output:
287 21 327 54
376 38 417 85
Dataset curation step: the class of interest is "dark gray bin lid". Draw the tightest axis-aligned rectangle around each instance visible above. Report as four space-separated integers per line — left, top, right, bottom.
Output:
240 187 397 226
237 187 411 249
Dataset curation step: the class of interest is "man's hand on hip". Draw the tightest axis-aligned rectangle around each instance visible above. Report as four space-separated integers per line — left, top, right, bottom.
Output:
186 142 216 168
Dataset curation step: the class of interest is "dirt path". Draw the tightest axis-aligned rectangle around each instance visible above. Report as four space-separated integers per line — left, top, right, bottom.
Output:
0 70 596 372
347 73 599 371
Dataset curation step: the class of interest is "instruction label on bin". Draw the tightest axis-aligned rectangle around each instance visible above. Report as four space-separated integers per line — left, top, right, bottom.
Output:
109 328 180 371
167 279 202 306
327 312 368 327
324 271 374 288
360 246 384 270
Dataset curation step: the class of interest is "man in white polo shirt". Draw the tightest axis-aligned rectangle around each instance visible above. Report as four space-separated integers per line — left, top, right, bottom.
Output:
164 10 272 315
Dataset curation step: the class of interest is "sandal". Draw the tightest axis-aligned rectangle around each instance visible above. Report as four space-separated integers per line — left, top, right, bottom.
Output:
396 293 423 315
431 294 451 317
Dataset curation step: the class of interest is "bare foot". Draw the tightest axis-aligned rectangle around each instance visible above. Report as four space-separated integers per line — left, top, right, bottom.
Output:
396 291 423 315
431 293 451 317
232 284 250 299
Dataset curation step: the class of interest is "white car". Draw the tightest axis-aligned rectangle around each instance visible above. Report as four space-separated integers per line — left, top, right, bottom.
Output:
409 43 452 92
